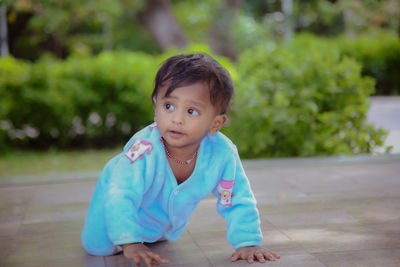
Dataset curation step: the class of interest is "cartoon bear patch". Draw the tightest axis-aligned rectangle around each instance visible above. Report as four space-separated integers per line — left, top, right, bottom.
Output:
217 180 235 206
124 140 153 163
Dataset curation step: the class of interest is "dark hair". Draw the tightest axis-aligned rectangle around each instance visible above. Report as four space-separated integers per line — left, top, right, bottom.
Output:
152 53 234 114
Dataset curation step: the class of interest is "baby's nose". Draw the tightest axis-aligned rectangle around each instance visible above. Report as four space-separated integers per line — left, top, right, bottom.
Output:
172 111 184 124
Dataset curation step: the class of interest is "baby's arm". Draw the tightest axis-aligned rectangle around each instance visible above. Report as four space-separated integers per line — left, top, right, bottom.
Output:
215 146 280 263
231 246 280 263
122 243 169 267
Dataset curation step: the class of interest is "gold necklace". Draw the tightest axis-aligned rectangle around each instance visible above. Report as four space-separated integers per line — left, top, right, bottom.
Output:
160 138 198 165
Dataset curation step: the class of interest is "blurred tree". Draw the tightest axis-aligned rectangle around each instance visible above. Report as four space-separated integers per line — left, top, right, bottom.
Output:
3 0 399 60
338 0 400 37
281 0 293 39
5 0 158 60
0 3 9 56
6 0 125 59
292 0 343 36
240 0 399 40
137 0 187 51
208 0 243 60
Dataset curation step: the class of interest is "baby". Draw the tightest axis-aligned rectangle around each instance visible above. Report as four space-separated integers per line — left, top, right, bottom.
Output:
81 53 280 266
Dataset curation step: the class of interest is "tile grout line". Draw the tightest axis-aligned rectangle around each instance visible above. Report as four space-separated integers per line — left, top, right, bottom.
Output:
262 218 331 266
186 229 215 267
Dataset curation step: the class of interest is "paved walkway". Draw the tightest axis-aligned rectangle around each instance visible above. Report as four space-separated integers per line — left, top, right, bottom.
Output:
368 96 400 154
1 96 399 266
1 153 399 267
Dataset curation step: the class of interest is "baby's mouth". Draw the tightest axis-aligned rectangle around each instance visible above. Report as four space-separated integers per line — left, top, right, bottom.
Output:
168 130 185 137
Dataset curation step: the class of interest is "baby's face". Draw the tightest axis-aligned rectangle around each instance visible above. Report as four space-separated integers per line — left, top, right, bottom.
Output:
153 82 226 151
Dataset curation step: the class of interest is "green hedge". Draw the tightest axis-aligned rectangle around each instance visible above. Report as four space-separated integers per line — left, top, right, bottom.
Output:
0 41 388 156
0 52 157 150
0 45 235 152
292 32 400 95
336 32 400 95
224 37 387 158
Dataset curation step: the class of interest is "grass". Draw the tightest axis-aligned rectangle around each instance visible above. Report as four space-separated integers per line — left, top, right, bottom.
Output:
0 147 123 177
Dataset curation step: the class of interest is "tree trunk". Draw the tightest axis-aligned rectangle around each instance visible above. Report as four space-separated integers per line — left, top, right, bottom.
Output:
342 5 356 38
137 0 187 51
281 0 293 40
102 18 113 51
0 4 9 56
208 0 243 60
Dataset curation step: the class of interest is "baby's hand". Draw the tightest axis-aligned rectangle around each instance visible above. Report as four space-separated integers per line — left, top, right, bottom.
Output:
122 243 169 267
231 246 280 264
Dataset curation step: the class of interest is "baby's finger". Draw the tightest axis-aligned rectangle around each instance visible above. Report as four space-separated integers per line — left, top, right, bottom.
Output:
272 251 281 259
157 255 169 264
142 254 154 267
146 253 160 265
231 252 240 262
130 255 141 267
255 252 266 263
247 254 255 264
262 251 278 261
149 252 169 264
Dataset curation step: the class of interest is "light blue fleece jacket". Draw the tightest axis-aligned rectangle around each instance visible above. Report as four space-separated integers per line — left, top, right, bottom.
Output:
81 123 262 256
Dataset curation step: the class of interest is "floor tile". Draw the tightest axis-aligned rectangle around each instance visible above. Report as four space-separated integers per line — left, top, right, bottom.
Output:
313 248 400 267
3 245 87 265
23 207 87 224
0 214 24 236
344 197 400 225
264 210 358 228
104 254 134 267
18 220 83 235
29 181 95 206
150 233 211 266
0 186 34 208
1 153 399 266
2 254 105 267
104 237 212 267
211 252 326 267
186 198 228 233
0 236 13 259
281 224 400 253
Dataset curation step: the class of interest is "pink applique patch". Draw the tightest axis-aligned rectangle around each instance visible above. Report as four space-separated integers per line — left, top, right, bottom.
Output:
124 140 153 163
217 180 235 206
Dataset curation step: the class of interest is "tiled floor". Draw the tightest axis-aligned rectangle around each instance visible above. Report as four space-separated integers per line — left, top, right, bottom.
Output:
1 154 400 266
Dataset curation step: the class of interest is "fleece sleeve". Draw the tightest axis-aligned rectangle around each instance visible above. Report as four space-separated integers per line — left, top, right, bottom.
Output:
103 153 149 246
214 147 263 250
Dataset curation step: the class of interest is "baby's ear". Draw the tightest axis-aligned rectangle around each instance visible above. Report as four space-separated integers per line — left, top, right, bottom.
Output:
210 114 227 135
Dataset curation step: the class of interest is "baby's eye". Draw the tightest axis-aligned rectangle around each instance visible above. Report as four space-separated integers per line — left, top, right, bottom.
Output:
188 109 199 116
165 103 175 110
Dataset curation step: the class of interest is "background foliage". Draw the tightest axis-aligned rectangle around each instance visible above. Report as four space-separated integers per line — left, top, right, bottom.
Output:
1 0 399 157
336 32 400 95
0 52 156 150
225 34 387 157
0 44 236 152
